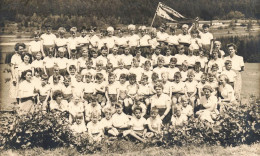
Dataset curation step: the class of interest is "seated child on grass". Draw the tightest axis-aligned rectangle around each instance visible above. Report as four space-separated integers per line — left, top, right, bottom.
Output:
85 96 102 123
87 112 104 144
124 106 147 143
170 106 188 129
70 113 87 134
146 107 163 139
179 95 193 118
100 107 119 137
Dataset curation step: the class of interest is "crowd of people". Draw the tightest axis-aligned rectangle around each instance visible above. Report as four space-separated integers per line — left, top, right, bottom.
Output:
9 22 245 143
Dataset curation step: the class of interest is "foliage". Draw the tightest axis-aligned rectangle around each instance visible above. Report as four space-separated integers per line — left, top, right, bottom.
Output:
0 100 259 154
0 0 259 30
216 34 260 63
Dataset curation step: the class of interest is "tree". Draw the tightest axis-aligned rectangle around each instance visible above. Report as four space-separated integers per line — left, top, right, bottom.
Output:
226 11 245 19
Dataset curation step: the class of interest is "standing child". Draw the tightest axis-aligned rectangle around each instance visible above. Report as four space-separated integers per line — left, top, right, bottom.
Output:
94 73 107 107
194 62 203 82
43 48 56 77
126 74 139 114
95 60 107 82
189 30 202 56
85 96 102 123
107 47 120 69
62 75 73 103
55 47 68 76
50 75 63 100
77 46 89 72
167 57 180 82
153 56 167 80
117 74 129 107
29 32 43 59
129 58 143 82
186 49 197 68
175 45 187 67
195 50 208 72
97 46 108 67
213 41 225 58
121 46 133 70
180 61 189 82
36 74 51 112
137 74 152 106
171 72 185 114
164 47 173 67
142 60 153 83
69 96 84 123
180 95 193 118
91 50 99 69
221 60 237 88
82 72 95 104
72 73 84 98
31 52 45 76
184 70 198 109
197 73 208 99
105 73 119 106
81 59 95 81
114 60 129 81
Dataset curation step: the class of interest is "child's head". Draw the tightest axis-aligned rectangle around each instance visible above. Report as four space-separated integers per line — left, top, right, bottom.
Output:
85 72 92 83
174 106 182 117
75 114 84 125
35 52 42 60
155 46 161 55
103 108 113 120
211 63 219 72
224 60 232 70
207 72 215 82
187 69 195 82
177 45 185 54
214 41 221 50
119 74 127 84
194 62 201 72
181 61 188 72
75 73 82 82
169 57 177 68
133 57 140 67
73 96 81 104
86 59 93 68
91 50 98 58
150 107 159 119
133 106 142 119
174 72 182 83
202 24 210 33
96 60 104 71
95 73 104 84
70 49 77 59
112 47 118 55
144 60 151 70
118 59 125 69
199 50 204 57
188 49 193 56
151 72 159 83
157 56 165 67
212 50 220 59
101 46 108 56
180 96 189 108
90 112 100 124
227 43 237 56
53 75 60 84
64 75 71 86
91 96 98 107
201 73 207 83
166 48 171 56
81 46 89 57
124 47 130 55
140 74 148 85
191 29 199 38
182 24 189 34
161 72 168 82
106 63 113 73
52 90 64 102
53 65 60 76
115 103 123 114
108 73 116 84
69 65 76 75
136 49 142 57
202 85 214 98
128 73 137 85
41 74 48 86
34 68 41 77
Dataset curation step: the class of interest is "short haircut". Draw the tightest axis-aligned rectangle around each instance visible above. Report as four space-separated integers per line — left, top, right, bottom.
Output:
69 65 76 71
64 75 71 81
52 90 64 100
174 72 182 78
144 60 151 66
227 43 237 51
154 82 164 90
133 106 142 113
14 43 26 51
151 72 159 81
225 60 232 65
119 73 127 79
95 73 104 80
128 73 137 81
187 69 195 76
141 74 148 80
170 57 177 63
41 74 49 80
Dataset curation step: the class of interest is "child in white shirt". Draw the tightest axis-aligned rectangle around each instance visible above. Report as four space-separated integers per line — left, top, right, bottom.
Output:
184 70 198 109
125 106 147 143
82 72 95 103
31 52 45 76
171 72 185 114
70 114 87 134
129 57 143 82
221 60 237 88
94 73 107 107
146 107 162 139
180 95 193 118
87 112 104 144
85 96 102 123
105 73 119 106
195 50 208 72
167 57 180 82
114 60 129 81
137 74 151 105
100 107 119 137
112 103 130 135
171 105 188 129
194 62 203 82
43 48 56 76
69 97 84 123
62 75 73 103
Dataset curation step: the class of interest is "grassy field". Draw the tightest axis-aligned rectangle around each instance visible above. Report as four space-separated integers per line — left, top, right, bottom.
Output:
1 143 259 156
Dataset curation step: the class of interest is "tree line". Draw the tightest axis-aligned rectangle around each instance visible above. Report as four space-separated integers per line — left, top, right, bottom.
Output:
0 0 259 28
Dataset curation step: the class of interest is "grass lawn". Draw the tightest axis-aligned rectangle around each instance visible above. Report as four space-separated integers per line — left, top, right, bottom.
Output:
1 144 259 156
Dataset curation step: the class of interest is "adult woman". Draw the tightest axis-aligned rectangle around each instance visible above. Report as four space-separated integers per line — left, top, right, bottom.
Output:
150 83 171 124
17 70 37 115
49 90 68 113
224 43 244 100
18 53 33 78
218 74 237 113
196 85 218 123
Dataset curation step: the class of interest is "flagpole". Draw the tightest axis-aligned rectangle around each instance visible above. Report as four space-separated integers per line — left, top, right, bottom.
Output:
151 2 160 27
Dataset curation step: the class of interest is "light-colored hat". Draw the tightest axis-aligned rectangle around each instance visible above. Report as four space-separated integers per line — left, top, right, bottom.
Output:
202 85 214 92
58 27 66 33
70 27 77 32
107 26 114 32
128 24 136 30
182 24 189 29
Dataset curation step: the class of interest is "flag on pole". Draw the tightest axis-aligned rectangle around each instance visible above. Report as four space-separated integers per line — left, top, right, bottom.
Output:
156 2 186 21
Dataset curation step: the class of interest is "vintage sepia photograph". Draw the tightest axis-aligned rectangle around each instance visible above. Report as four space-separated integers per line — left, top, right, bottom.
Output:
0 0 259 155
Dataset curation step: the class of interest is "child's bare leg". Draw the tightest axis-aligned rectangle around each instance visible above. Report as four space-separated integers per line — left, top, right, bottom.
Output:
172 97 177 114
129 131 146 142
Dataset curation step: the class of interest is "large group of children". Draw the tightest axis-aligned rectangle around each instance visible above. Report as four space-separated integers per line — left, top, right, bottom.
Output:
9 23 244 143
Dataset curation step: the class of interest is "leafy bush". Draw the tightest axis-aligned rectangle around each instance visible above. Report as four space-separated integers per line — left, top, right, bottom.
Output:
0 100 259 154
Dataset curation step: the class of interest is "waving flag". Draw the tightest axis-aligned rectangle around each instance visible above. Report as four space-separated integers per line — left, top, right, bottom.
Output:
156 2 186 21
